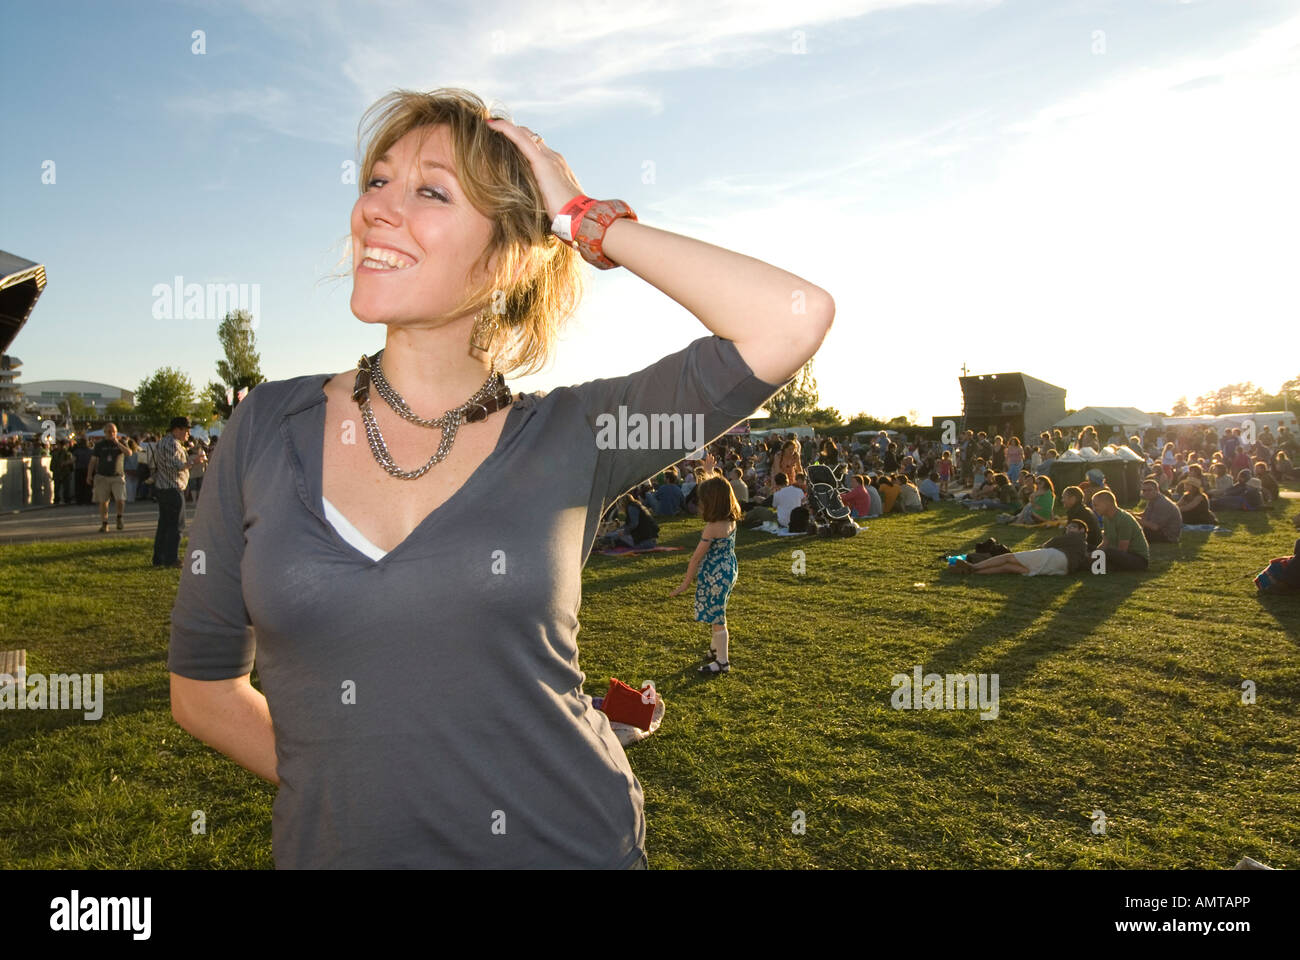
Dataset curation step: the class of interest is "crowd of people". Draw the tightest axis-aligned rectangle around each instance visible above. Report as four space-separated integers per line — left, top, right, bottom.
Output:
3 417 214 567
592 418 1299 537
943 421 1300 578
599 432 944 535
587 416 1299 595
3 425 213 510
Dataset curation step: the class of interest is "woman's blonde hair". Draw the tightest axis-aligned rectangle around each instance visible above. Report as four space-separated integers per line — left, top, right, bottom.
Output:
352 87 585 376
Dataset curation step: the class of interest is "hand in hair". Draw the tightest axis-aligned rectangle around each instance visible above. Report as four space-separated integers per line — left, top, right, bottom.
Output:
487 117 586 221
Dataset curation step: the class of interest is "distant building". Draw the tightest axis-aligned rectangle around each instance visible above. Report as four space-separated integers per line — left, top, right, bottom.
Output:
959 372 1067 440
0 354 22 410
20 379 136 418
1 250 47 412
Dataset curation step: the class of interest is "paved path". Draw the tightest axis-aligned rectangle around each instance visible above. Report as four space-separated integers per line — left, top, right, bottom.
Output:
0 499 198 545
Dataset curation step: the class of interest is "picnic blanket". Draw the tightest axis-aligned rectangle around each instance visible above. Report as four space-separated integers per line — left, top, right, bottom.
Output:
596 545 684 556
1011 517 1067 528
1183 524 1232 534
756 520 810 536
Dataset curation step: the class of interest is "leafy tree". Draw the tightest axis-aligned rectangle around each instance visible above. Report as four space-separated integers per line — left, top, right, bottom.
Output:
205 309 266 420
64 392 89 420
1170 397 1189 417
765 359 818 424
136 368 198 433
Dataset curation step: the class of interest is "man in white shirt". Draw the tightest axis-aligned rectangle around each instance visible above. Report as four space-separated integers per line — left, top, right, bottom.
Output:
772 472 805 527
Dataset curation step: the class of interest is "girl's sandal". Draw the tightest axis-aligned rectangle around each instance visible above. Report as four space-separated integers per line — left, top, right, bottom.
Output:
699 660 730 674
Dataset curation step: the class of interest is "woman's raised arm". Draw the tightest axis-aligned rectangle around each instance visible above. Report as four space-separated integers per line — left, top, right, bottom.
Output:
486 117 835 386
599 218 834 385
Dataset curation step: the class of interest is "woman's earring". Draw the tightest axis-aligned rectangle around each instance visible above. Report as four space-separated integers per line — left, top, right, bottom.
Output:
469 310 498 354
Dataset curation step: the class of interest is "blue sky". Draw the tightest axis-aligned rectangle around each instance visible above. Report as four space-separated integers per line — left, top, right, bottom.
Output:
4 0 1297 423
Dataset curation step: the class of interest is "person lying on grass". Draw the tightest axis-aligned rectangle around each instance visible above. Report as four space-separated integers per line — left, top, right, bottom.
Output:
949 518 1091 576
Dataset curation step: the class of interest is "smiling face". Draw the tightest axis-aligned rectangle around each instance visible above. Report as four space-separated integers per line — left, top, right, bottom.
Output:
350 124 499 329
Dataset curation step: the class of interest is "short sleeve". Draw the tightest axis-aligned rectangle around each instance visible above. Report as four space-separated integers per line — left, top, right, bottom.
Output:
167 388 261 680
571 335 794 508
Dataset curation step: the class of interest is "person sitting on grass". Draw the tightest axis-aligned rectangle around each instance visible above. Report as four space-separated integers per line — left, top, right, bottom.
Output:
1274 450 1297 481
897 474 923 513
652 469 685 517
963 471 1003 508
603 491 660 550
876 474 901 514
771 472 806 528
1092 489 1150 571
1010 475 1055 525
1060 485 1102 551
727 466 749 510
1078 469 1108 508
918 471 942 504
1176 477 1218 525
863 473 883 517
1254 460 1280 504
842 474 872 518
950 518 1091 576
683 466 711 515
1136 477 1182 543
1211 468 1264 511
1208 462 1233 495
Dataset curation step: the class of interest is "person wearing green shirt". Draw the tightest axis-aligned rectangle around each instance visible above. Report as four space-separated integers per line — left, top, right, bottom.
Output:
1092 489 1150 571
1012 475 1056 524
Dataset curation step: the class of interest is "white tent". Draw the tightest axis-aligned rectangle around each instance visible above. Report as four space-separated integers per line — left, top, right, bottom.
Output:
1054 407 1153 430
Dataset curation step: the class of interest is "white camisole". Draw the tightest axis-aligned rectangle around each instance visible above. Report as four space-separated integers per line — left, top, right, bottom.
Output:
322 495 389 561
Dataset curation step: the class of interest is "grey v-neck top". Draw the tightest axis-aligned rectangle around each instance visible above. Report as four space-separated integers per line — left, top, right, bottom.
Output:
167 334 791 868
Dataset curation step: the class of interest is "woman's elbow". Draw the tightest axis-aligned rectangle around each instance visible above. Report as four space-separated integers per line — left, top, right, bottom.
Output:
796 293 835 356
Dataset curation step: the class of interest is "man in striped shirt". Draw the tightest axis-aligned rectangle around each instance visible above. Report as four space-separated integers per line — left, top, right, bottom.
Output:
153 416 197 567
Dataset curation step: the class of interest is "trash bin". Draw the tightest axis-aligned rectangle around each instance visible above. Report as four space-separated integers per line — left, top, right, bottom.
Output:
1048 457 1087 493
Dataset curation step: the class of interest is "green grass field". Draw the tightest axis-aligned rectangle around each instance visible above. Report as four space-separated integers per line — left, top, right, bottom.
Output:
2 496 1297 869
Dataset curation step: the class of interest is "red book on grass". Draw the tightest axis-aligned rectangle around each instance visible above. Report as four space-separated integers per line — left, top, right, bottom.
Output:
600 677 656 729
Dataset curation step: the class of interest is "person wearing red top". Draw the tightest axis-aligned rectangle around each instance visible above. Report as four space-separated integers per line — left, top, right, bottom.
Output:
842 475 872 518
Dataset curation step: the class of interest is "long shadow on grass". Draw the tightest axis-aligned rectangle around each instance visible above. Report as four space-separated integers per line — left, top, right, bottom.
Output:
924 542 1199 686
1257 593 1300 640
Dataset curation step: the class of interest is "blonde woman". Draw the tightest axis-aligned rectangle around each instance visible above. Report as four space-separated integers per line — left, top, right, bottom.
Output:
166 88 833 869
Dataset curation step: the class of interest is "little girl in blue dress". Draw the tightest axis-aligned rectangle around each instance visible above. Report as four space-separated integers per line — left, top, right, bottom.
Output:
670 476 742 674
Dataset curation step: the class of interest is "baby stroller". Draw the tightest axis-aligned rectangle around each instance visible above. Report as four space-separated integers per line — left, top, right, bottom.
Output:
805 462 860 538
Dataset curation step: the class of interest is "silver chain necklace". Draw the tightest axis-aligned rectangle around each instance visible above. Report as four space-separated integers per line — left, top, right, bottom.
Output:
353 349 509 481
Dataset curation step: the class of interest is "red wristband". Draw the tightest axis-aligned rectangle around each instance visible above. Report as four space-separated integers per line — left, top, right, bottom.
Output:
574 199 637 269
